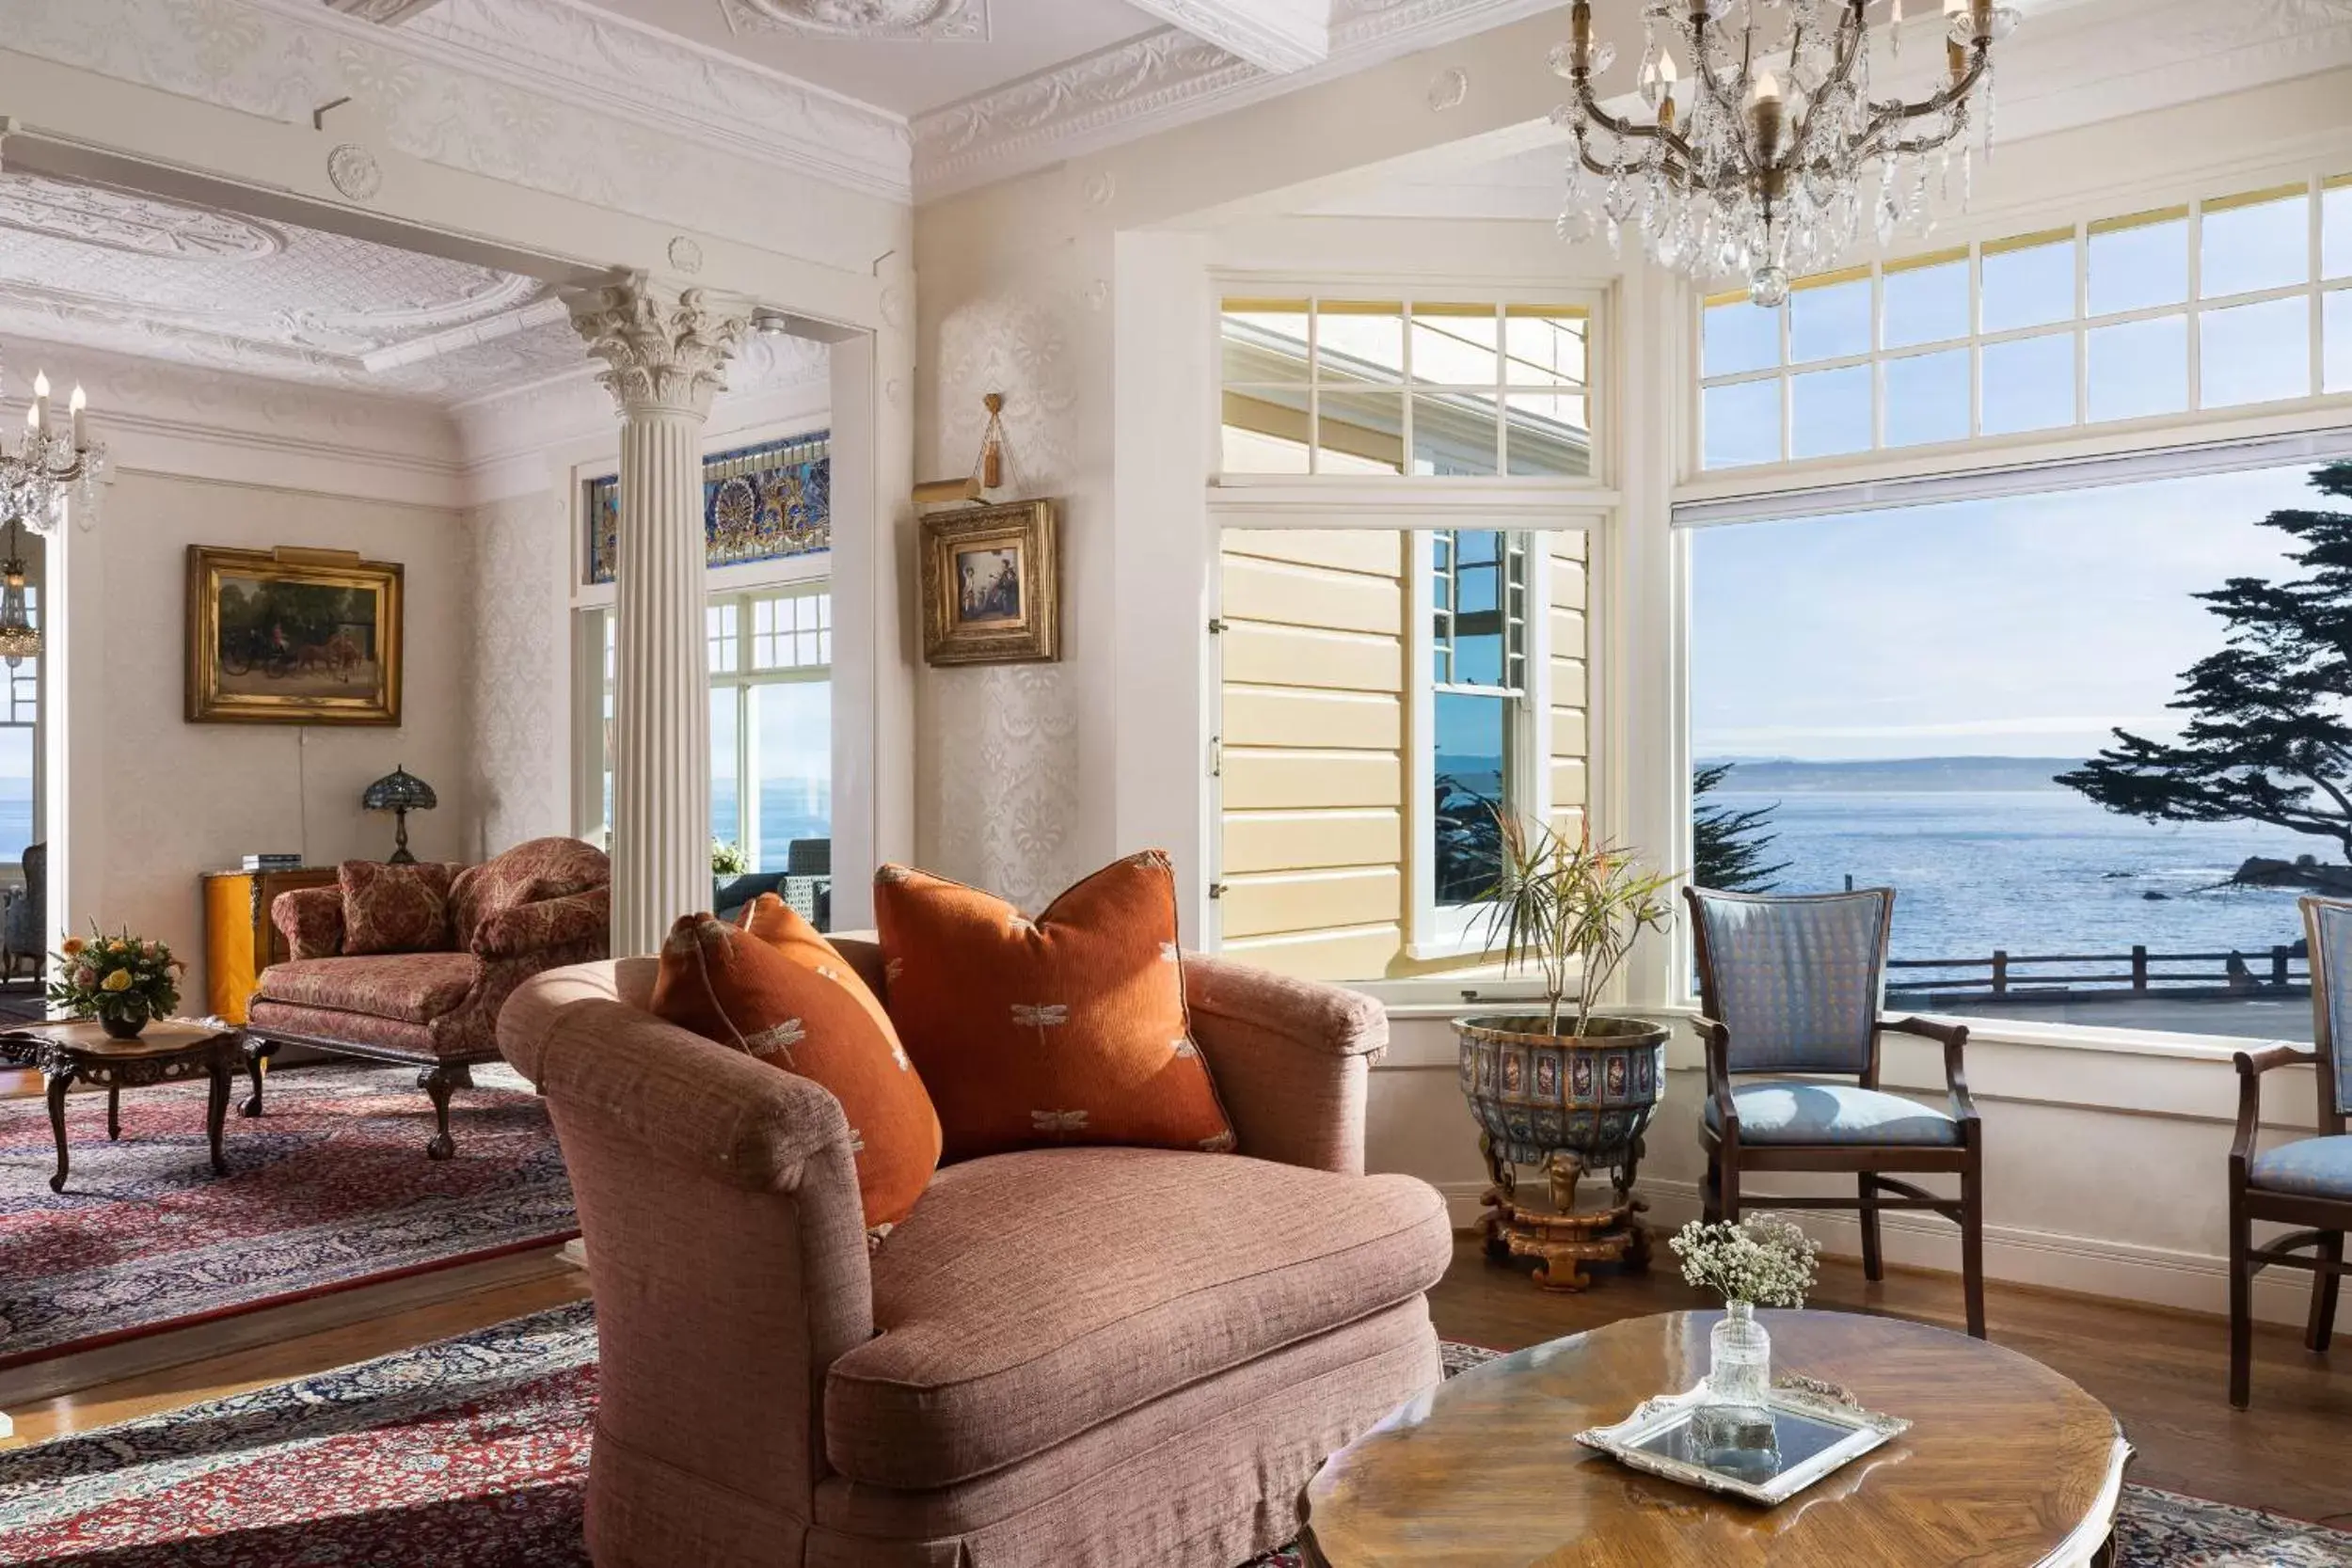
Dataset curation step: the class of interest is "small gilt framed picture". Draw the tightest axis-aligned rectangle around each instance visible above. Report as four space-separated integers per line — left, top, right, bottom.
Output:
920 499 1059 667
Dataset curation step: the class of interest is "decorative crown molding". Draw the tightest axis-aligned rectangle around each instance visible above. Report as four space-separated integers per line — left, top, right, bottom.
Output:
0 175 285 261
565 274 756 419
911 0 1563 198
1128 0 1329 73
719 0 988 41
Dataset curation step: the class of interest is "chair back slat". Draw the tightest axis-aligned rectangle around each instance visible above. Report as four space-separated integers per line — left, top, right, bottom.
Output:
1687 887 1892 1076
2299 895 2352 1119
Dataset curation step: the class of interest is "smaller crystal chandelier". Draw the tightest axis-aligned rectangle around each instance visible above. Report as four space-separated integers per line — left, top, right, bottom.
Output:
0 518 38 670
1551 0 2019 307
0 341 105 537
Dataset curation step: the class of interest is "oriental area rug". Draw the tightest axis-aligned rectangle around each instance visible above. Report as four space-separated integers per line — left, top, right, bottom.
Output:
0 1307 2344 1567
0 1062 576 1369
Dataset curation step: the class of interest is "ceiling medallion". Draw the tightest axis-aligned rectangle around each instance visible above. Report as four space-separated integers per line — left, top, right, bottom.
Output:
667 235 706 275
719 0 988 41
1551 0 2017 307
0 176 285 261
326 144 384 204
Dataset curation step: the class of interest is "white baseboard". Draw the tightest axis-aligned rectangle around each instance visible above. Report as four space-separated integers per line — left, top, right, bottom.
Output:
0 1409 11 1440
1436 1179 2335 1330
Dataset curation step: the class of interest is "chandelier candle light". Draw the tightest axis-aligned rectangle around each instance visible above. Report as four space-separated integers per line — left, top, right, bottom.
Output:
1550 0 2019 306
0 344 105 536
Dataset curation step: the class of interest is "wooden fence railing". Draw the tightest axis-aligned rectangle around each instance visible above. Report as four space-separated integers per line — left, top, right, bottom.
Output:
1886 944 2306 998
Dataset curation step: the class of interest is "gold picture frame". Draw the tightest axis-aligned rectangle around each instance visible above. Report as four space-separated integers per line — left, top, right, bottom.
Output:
920 499 1059 667
186 546 405 725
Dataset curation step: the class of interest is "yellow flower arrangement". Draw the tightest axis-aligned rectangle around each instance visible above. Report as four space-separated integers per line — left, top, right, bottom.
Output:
101 968 133 992
48 922 183 1031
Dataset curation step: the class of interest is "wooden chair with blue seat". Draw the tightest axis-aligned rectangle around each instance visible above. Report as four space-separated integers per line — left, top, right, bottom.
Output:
2227 894 2352 1408
1686 885 1986 1338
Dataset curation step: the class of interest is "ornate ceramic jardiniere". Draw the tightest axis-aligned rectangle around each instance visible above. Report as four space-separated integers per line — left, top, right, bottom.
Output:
1455 1011 1670 1290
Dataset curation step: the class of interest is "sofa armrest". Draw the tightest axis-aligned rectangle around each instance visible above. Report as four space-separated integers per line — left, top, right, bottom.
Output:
272 886 345 960
1184 952 1387 1176
499 981 876 1534
471 887 610 961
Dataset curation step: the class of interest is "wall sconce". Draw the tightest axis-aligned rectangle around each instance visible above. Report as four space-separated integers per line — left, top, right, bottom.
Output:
913 393 1006 506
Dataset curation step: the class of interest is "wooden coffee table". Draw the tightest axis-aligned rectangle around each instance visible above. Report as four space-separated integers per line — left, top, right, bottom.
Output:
2 1020 243 1193
1302 1310 2129 1568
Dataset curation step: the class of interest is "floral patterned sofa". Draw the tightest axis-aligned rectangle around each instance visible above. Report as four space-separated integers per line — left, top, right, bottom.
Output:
244 836 611 1158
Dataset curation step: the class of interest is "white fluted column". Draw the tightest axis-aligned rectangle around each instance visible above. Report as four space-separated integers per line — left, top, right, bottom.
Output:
566 274 754 955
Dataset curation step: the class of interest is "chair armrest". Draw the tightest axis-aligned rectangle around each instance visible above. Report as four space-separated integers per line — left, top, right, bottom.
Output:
1880 1015 1979 1124
1184 952 1387 1175
471 887 611 961
2231 1046 2322 1171
272 886 345 960
1696 1016 1739 1138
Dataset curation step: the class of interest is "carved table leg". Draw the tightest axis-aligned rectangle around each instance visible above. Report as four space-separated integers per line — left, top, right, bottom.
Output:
44 1064 72 1194
107 1083 120 1141
419 1062 461 1161
241 1036 274 1118
206 1054 231 1177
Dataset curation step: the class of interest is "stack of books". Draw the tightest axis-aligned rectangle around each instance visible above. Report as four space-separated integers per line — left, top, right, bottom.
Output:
241 853 305 873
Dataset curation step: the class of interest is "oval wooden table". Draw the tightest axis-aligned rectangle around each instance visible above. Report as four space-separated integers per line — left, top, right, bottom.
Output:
1301 1311 2129 1568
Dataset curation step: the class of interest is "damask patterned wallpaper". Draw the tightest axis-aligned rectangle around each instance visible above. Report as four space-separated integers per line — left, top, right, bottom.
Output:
464 489 567 858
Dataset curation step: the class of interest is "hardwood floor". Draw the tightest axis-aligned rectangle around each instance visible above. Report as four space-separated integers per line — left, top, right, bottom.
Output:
2 1230 2344 1536
1437 1236 2352 1529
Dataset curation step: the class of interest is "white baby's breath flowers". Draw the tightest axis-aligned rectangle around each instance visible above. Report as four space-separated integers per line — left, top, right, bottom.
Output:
1670 1216 1821 1307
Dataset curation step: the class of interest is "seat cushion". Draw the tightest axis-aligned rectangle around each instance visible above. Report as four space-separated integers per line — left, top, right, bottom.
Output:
2249 1135 2352 1199
871 853 1233 1163
1706 1081 1959 1146
255 952 480 1024
654 904 941 1231
822 1146 1451 1490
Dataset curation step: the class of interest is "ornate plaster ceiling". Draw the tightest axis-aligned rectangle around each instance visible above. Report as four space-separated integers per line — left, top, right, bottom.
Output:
0 171 822 407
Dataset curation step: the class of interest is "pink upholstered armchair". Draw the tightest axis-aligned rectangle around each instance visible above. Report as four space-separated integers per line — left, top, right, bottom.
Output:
246 836 610 1158
497 942 1453 1568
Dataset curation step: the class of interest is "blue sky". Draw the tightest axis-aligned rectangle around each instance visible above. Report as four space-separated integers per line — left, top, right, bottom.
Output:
1690 462 2328 762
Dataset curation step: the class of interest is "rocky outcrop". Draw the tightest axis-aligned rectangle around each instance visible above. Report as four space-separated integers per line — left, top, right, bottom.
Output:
2232 855 2352 895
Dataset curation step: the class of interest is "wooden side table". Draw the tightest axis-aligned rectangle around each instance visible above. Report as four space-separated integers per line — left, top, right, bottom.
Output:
199 865 336 1026
1 1020 244 1193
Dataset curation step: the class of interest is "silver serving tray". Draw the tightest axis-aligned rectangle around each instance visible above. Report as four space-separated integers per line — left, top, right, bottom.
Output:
1573 1376 1911 1507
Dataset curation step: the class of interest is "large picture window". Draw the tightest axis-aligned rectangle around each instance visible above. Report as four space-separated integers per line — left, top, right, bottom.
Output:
1699 171 2352 469
1687 455 2352 1039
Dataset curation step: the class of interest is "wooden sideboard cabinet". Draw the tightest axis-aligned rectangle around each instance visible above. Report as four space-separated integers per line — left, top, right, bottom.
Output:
201 867 336 1025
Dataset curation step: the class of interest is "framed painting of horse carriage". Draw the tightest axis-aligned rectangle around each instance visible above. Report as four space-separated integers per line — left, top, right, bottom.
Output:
185 546 404 725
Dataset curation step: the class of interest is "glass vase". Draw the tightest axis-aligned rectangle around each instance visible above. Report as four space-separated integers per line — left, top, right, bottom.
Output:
1708 1299 1772 1407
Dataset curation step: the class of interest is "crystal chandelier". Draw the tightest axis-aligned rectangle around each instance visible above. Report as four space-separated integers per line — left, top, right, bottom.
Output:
0 342 105 537
1551 0 2019 307
0 518 38 669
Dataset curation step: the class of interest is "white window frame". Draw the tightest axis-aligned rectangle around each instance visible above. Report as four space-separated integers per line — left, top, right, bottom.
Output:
1406 526 1548 959
1690 166 2352 494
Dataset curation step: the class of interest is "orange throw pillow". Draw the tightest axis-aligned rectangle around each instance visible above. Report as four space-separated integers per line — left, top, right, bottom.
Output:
871 851 1234 1163
652 909 941 1231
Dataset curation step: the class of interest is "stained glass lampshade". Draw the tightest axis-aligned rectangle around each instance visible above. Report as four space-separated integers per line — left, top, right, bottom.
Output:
361 765 437 864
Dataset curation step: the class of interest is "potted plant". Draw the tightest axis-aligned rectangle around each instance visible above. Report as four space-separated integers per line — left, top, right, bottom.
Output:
1670 1215 1821 1409
1457 815 1677 1230
50 925 184 1039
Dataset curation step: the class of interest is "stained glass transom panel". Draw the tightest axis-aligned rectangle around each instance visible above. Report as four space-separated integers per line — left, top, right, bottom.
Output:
586 432 831 585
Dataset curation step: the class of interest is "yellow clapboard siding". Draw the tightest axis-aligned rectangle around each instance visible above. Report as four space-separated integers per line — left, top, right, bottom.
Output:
1551 558 1587 611
1550 805 1588 841
1221 555 1402 637
1222 529 1405 578
1549 531 1588 563
1221 808 1400 874
1223 748 1402 810
1550 606 1586 657
1217 924 1403 984
1553 758 1589 808
1224 685 1400 750
1552 657 1588 708
1219 866 1401 939
1550 705 1587 759
1221 622 1401 691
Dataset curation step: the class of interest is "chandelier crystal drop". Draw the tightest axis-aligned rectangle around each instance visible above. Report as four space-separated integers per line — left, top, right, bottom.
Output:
1551 0 2018 307
0 518 38 669
0 342 106 538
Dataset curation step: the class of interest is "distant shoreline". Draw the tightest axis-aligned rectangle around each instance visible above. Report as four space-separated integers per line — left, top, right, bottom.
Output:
1698 755 2084 793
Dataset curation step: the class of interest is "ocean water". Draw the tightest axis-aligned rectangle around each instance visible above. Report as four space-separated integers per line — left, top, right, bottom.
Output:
710 781 829 869
1713 787 2313 964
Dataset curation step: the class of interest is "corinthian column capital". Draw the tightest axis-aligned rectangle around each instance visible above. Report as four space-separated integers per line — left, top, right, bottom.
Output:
564 272 756 420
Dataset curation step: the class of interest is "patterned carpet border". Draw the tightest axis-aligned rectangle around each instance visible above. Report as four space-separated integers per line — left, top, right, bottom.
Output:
0 1062 576 1369
1 1307 2346 1566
